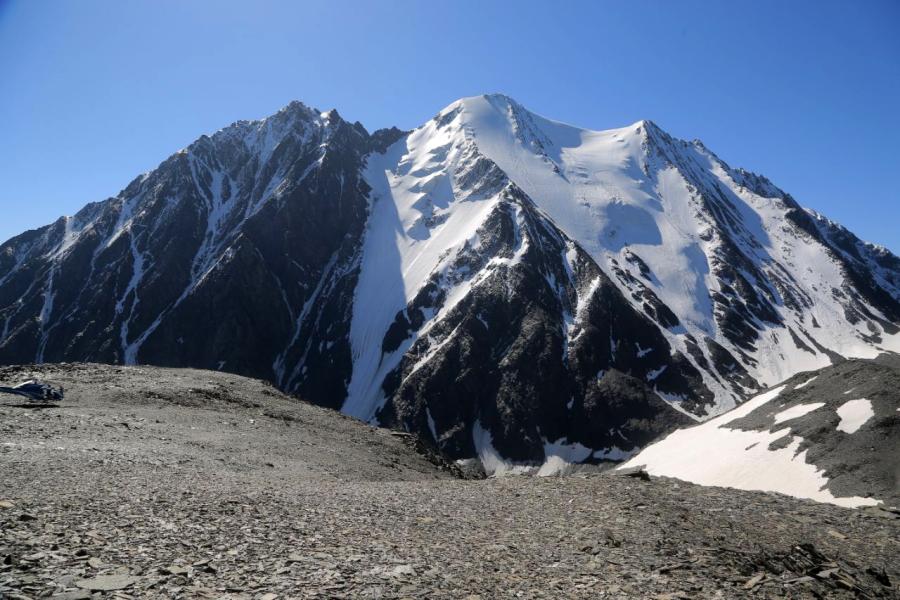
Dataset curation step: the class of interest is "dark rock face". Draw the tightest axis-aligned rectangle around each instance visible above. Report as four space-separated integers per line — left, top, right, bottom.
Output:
378 189 704 462
1 96 899 469
0 105 372 395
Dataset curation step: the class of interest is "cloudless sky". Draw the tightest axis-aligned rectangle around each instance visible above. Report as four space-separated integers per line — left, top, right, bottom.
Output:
1 0 898 251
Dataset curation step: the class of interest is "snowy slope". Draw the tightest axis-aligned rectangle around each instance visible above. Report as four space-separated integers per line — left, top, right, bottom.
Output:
344 99 711 464
620 356 900 507
345 116 507 421
400 95 900 410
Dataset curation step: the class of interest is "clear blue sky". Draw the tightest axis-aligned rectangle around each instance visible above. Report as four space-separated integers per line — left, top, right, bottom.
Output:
2 0 898 252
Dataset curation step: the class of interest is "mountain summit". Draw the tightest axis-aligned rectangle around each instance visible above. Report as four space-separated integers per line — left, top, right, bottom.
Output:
2 95 898 471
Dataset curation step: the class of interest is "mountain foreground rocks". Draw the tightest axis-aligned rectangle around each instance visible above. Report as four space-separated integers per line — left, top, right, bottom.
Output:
1 364 898 598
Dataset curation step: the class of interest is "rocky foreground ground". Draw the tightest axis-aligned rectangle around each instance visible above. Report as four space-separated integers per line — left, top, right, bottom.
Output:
1 364 898 599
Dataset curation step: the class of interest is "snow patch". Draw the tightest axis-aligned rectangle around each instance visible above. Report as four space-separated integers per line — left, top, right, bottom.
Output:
593 446 636 461
773 402 824 424
620 386 879 507
836 399 874 434
793 376 817 390
646 365 667 381
426 407 438 442
472 420 535 477
536 438 593 476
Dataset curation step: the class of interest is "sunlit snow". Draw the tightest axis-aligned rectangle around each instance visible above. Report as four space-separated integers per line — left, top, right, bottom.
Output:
619 386 880 507
342 94 900 424
836 399 874 434
773 402 824 424
794 376 817 390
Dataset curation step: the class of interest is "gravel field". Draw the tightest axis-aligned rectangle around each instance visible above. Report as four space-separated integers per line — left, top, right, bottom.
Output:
1 364 898 599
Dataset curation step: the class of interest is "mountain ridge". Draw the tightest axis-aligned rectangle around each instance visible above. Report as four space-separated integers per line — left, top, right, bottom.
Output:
2 94 898 470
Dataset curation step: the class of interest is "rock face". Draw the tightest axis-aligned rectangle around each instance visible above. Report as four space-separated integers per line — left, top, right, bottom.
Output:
621 354 900 507
1 94 899 468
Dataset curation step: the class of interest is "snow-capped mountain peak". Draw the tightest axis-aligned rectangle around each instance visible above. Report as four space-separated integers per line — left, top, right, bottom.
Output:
424 95 900 400
1 95 898 472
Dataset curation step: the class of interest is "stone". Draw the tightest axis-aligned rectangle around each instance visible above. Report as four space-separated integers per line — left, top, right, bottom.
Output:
74 574 137 591
22 552 46 561
390 565 416 578
617 466 651 481
50 592 92 600
161 565 188 575
743 573 765 589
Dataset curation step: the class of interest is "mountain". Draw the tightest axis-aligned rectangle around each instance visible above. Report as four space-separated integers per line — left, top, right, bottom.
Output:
2 94 899 470
620 354 900 508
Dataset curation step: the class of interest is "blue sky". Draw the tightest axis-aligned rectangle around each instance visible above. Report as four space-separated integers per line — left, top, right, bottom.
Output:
1 0 898 251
